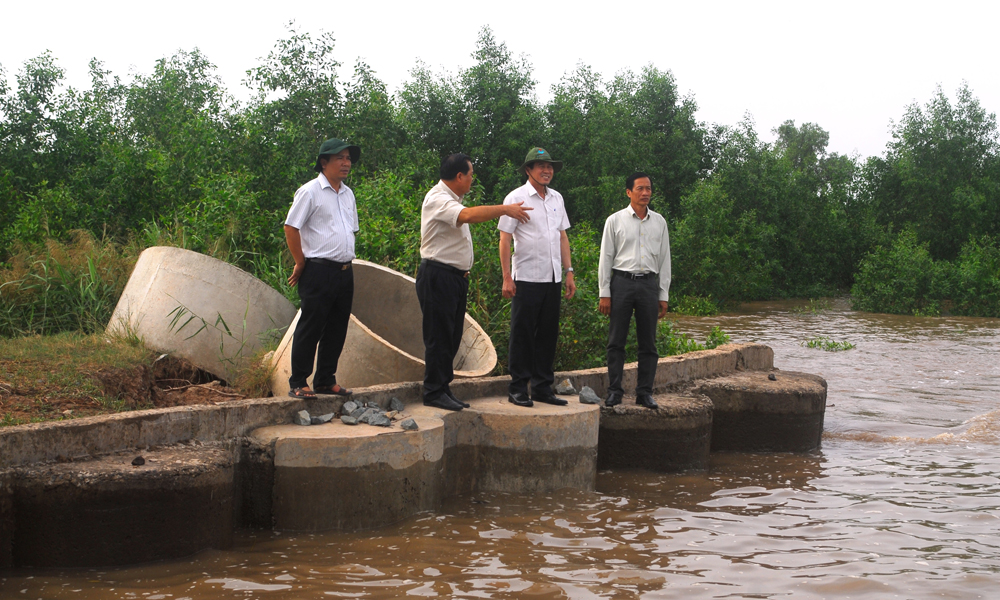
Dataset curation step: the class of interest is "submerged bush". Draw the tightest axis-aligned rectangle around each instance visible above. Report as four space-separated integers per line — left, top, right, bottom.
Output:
950 236 1000 317
851 228 950 315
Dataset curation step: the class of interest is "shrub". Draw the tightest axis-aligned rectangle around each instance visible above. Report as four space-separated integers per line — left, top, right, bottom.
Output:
851 228 950 315
671 295 718 316
671 179 777 304
950 236 1000 317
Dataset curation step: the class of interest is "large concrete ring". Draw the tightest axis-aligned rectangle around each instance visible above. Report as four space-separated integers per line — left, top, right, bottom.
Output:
269 260 497 395
598 394 713 472
695 370 827 452
107 247 297 380
250 416 445 531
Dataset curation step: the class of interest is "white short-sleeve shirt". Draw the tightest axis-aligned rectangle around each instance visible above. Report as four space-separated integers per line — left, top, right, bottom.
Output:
284 173 358 262
420 180 474 271
497 182 571 283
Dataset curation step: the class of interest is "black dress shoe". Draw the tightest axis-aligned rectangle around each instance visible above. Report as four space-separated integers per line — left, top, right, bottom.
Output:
507 392 533 407
446 390 471 408
532 391 568 406
636 394 659 409
605 392 623 407
423 395 464 411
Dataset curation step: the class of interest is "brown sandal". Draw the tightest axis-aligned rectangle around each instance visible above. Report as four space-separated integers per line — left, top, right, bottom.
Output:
288 387 317 399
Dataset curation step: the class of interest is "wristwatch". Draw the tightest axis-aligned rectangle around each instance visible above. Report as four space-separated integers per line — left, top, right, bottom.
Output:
565 267 574 273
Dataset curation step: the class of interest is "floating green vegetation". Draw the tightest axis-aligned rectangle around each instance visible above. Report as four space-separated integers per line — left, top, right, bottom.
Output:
802 336 856 352
792 299 833 314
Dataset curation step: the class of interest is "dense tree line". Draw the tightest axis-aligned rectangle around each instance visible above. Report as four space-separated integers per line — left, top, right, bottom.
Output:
2 25 999 344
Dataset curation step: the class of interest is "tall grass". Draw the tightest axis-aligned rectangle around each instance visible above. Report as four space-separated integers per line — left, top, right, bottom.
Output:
0 232 140 337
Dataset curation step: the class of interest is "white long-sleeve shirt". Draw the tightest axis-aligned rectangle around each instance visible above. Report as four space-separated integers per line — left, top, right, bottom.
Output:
598 204 671 302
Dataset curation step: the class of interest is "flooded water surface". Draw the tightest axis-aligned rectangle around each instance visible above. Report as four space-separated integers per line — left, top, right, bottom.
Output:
3 299 999 599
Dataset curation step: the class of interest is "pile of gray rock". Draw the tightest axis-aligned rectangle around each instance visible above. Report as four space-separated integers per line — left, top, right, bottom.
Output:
293 396 418 431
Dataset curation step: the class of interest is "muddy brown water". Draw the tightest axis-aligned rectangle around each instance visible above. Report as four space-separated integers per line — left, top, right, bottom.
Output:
3 298 999 599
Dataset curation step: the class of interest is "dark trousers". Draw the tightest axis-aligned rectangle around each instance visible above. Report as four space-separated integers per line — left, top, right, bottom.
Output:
607 272 659 395
415 260 468 401
508 281 562 396
289 261 354 389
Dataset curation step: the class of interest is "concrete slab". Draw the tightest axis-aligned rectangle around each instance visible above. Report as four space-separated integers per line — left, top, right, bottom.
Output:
8 444 234 568
251 416 445 531
269 260 497 395
409 395 600 496
693 370 827 452
107 247 297 380
0 344 776 471
598 394 713 472
550 343 775 399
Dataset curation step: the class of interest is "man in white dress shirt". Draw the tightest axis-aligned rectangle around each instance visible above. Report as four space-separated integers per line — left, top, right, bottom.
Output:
417 153 533 411
598 172 671 409
283 139 361 399
498 148 576 408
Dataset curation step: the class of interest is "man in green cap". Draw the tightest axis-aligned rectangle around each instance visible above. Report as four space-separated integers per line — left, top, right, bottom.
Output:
283 139 361 398
498 147 576 408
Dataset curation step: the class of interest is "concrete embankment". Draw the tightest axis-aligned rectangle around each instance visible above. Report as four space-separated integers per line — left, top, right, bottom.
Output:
0 343 826 569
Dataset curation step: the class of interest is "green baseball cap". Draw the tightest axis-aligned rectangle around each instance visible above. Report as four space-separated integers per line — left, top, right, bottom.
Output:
314 138 361 172
519 147 563 174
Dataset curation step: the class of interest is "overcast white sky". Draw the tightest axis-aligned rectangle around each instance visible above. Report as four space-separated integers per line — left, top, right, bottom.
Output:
3 0 997 159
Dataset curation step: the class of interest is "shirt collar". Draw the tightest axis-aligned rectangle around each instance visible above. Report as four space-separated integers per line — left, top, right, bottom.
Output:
626 204 650 222
437 180 464 203
319 173 349 194
520 180 546 200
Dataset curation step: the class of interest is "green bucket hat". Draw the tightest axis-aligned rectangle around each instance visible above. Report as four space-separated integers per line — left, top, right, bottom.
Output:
314 138 361 172
519 147 563 174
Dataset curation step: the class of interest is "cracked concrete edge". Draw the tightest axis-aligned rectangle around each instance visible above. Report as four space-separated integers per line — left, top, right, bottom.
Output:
0 343 771 469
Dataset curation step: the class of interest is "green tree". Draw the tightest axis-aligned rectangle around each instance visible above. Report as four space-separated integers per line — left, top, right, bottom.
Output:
864 84 1000 260
851 227 950 315
243 25 345 212
547 64 707 227
672 178 777 304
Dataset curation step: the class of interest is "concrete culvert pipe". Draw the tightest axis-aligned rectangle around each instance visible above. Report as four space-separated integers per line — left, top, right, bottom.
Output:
269 260 497 396
107 247 297 381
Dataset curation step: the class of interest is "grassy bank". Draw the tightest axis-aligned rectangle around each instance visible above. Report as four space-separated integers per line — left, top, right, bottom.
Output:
0 332 155 426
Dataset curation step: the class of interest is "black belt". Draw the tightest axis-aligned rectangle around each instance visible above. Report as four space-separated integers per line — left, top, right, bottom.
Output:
307 257 352 270
613 269 654 280
422 259 469 278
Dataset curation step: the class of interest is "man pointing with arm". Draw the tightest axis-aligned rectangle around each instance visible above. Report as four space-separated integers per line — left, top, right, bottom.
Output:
417 153 533 411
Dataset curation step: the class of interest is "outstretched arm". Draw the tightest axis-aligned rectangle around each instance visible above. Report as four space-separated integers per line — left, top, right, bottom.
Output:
459 202 532 224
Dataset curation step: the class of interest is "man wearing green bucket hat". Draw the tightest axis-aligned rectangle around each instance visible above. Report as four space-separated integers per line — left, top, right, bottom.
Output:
498 147 576 408
283 138 362 399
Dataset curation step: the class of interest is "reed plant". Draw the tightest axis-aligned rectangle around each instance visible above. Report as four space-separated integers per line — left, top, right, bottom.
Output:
0 232 139 338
